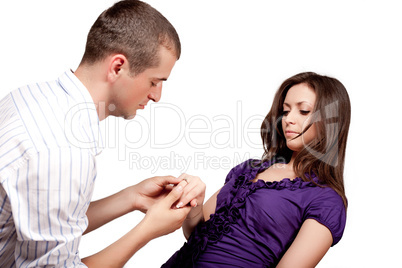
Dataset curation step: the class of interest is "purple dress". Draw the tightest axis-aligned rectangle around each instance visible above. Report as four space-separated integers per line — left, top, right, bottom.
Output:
162 159 346 267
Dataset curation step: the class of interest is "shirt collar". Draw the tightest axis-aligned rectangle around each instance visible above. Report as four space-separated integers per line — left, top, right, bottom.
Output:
59 70 104 155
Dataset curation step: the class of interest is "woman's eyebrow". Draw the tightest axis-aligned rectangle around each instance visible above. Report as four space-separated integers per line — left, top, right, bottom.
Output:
283 101 313 107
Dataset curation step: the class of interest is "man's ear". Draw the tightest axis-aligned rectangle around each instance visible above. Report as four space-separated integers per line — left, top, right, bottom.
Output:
107 54 129 82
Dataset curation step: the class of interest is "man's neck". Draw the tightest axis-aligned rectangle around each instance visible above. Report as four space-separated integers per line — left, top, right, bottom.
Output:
74 64 110 121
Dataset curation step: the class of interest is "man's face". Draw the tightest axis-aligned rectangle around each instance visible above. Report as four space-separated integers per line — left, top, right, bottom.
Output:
110 46 177 119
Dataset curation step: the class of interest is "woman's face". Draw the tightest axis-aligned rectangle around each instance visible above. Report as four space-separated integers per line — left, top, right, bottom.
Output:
281 83 317 152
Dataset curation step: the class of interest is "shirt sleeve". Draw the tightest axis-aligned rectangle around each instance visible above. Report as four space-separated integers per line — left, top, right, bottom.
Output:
304 188 347 246
1 148 96 267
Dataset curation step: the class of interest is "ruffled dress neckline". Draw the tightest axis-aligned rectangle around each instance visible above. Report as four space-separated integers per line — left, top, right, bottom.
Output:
246 159 320 188
162 159 321 267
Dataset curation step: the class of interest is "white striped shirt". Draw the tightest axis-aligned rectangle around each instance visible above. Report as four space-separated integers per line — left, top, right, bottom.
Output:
0 70 103 267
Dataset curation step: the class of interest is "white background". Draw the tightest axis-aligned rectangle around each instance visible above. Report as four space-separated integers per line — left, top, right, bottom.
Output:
1 0 401 267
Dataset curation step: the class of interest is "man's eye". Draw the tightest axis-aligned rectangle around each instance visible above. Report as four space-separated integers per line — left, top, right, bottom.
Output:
151 82 157 87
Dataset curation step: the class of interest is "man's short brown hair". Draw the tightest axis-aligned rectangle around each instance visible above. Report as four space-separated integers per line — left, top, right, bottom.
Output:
81 0 181 75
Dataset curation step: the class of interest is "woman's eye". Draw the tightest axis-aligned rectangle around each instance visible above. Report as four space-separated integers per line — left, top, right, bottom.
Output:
282 111 289 116
151 82 157 87
300 110 310 115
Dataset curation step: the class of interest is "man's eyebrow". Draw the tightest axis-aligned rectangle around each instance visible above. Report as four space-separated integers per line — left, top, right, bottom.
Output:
154 77 168 81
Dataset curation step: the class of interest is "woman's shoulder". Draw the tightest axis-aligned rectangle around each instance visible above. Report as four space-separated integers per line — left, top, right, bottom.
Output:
301 180 344 208
304 185 347 246
224 159 261 183
233 158 262 172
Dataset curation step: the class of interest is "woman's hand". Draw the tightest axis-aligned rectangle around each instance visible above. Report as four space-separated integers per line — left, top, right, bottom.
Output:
173 174 207 239
175 173 206 209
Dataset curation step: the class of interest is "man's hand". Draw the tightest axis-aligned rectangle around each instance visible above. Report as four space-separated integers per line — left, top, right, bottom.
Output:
141 180 192 239
130 174 206 214
82 180 192 268
86 175 206 236
130 176 182 213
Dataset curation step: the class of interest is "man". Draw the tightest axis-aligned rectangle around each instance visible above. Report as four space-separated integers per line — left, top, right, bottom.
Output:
0 0 205 267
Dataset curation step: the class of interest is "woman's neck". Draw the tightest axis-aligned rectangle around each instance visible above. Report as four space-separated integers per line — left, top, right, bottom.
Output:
287 152 298 168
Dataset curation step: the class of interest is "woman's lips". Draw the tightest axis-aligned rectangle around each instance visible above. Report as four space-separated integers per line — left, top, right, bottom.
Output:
285 130 299 137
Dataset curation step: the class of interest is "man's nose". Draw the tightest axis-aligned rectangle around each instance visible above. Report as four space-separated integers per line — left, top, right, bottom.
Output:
149 83 162 102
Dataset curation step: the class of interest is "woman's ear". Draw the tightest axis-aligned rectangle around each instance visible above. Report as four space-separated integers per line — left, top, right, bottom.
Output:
107 54 128 82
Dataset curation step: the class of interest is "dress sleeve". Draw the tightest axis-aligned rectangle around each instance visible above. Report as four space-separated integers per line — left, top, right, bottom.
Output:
1 148 95 267
304 188 347 246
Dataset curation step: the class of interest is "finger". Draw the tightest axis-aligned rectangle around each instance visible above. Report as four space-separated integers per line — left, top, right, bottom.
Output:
175 180 191 208
178 183 197 206
177 173 187 179
178 180 203 208
190 199 198 208
154 175 180 187
164 184 174 191
178 205 191 216
162 181 186 208
176 173 189 184
173 205 192 222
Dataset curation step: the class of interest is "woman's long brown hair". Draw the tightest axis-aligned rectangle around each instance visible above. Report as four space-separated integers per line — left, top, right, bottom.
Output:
261 72 351 208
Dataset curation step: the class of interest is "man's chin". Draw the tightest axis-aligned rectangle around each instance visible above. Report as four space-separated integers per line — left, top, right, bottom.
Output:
123 114 136 120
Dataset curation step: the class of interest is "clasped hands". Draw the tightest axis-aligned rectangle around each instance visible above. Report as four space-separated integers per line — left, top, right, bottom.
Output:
129 174 206 239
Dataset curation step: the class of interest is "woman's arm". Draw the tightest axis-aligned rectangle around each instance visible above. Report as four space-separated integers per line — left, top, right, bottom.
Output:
276 219 333 268
202 188 221 221
182 187 221 239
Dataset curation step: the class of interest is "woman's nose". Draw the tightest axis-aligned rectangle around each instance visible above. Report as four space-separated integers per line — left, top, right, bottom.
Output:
284 111 296 125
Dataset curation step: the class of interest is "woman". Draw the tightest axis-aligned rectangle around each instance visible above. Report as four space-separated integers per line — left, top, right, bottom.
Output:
164 72 351 267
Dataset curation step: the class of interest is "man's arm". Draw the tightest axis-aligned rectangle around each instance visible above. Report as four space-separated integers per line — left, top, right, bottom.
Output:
81 182 191 268
84 176 181 234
